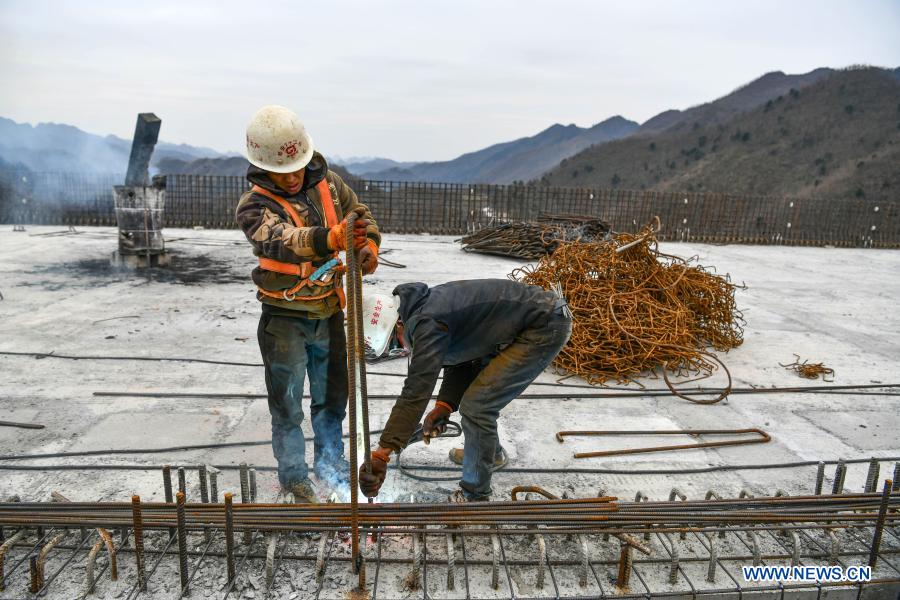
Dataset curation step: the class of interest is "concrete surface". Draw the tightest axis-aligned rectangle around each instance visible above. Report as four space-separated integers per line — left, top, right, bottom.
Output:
1 225 898 599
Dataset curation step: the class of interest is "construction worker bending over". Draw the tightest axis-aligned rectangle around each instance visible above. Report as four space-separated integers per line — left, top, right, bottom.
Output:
359 279 571 502
236 105 381 502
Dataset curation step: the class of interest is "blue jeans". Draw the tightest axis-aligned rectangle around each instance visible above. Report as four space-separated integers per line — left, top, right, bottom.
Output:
458 308 572 499
258 308 348 487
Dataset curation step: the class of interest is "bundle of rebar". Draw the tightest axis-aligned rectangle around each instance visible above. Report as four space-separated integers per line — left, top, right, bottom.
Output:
1 492 896 535
460 214 611 259
512 220 744 389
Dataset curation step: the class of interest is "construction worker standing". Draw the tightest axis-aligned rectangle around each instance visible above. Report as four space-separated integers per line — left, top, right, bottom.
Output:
358 279 572 502
236 105 381 502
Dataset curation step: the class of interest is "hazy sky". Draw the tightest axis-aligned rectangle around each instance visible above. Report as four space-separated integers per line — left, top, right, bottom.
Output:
1 0 898 161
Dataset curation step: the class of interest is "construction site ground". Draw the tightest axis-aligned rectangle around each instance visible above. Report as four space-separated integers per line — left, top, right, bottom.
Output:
1 225 899 599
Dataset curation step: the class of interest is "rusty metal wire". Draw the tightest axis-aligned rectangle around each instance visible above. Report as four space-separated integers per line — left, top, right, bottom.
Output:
780 354 835 381
555 428 771 459
511 219 744 395
460 214 611 259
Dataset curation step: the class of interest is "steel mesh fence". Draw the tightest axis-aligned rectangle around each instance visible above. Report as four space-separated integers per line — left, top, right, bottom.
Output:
0 171 896 248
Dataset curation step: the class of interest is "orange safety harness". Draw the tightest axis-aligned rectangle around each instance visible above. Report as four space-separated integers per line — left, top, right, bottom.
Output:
251 180 346 307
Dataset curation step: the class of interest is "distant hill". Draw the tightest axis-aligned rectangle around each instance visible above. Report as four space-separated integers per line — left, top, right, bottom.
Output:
331 157 421 177
539 67 900 200
0 117 229 174
156 156 366 187
637 68 834 135
365 116 639 184
156 156 250 176
329 163 364 185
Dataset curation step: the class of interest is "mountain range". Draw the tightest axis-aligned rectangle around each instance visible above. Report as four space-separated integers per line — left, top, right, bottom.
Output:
539 66 900 200
635 68 835 135
3 65 897 200
329 156 421 177
0 117 230 174
361 116 639 184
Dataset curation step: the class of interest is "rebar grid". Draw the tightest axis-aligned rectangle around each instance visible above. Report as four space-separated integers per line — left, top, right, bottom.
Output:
1 521 897 599
0 489 898 599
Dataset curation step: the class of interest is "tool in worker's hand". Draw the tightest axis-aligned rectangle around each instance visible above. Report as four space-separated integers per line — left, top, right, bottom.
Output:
407 419 462 445
421 401 454 444
309 257 343 282
550 281 573 319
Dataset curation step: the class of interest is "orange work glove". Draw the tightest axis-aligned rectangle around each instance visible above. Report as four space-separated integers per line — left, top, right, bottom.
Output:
359 239 379 275
326 208 369 251
359 447 390 498
422 401 454 444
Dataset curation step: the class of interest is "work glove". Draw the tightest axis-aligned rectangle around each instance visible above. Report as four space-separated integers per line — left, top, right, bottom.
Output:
327 207 369 252
359 448 390 498
422 401 454 445
358 240 379 275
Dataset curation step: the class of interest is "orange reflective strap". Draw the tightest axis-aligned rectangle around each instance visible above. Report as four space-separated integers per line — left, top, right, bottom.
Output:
334 285 346 309
315 179 340 226
251 182 340 303
258 257 301 276
257 257 314 279
257 286 335 303
250 185 305 227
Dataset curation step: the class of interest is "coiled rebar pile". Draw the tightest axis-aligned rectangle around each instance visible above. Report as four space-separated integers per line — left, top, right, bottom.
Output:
460 214 611 259
511 220 744 389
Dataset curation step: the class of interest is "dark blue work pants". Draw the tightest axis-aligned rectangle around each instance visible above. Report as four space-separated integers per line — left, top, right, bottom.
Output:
257 308 348 487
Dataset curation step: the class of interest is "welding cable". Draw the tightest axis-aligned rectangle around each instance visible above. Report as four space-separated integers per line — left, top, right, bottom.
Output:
0 351 593 385
393 454 900 482
376 256 406 268
0 430 389 462
5 352 900 396
90 382 900 401
8 456 895 475
0 351 262 367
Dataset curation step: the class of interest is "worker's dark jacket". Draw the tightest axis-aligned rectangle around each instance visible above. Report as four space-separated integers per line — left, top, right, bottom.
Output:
235 152 380 318
379 279 558 451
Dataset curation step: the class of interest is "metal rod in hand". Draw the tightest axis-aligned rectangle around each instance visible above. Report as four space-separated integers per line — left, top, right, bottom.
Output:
345 213 361 584
351 230 373 474
344 212 372 591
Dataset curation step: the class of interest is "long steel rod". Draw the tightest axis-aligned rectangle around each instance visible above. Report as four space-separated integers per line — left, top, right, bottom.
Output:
556 428 771 458
2 498 898 538
344 213 363 588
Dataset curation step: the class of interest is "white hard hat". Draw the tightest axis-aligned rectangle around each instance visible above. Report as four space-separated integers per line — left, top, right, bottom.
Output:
363 294 401 357
245 105 314 173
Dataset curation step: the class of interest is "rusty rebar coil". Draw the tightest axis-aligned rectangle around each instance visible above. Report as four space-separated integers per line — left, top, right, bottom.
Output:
511 219 744 395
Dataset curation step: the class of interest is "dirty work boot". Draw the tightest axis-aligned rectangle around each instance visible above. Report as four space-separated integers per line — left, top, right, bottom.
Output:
285 479 319 504
448 447 509 470
448 489 490 503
